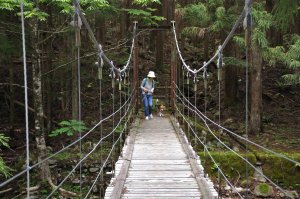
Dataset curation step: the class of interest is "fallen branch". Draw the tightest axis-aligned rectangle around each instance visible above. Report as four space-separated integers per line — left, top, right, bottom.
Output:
47 177 77 197
0 188 13 195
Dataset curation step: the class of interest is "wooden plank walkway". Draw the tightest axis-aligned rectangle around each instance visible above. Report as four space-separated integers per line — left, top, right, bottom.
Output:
105 116 218 199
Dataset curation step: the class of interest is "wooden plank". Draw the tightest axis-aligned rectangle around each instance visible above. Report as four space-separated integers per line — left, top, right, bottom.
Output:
170 116 218 199
106 117 217 199
128 164 191 171
108 119 139 199
127 170 194 178
122 193 201 197
129 159 189 165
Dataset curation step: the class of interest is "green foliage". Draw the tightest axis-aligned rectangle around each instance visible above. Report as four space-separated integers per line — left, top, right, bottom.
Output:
258 183 270 194
210 6 226 32
0 0 19 11
251 4 272 48
133 0 160 6
0 134 12 178
49 120 87 137
0 134 10 148
126 8 165 26
264 35 300 85
115 123 125 135
223 57 245 68
206 0 223 9
181 27 206 40
273 0 300 32
200 151 300 188
233 36 246 49
183 4 211 27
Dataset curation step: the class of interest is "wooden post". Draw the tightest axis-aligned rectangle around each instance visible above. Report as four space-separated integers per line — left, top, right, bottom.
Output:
133 21 139 114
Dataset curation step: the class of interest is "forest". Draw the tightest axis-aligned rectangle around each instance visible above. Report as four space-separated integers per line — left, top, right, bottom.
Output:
0 0 299 198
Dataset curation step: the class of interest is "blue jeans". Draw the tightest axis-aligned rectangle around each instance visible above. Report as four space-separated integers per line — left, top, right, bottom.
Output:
142 94 153 117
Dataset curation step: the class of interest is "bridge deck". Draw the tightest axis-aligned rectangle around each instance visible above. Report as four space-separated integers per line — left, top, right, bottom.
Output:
105 117 218 199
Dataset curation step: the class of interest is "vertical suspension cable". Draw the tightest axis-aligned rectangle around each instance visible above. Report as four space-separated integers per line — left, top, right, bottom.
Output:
187 74 190 141
112 76 115 174
194 74 197 147
218 78 222 198
244 0 252 198
245 36 249 199
119 75 122 153
183 69 185 128
74 2 82 196
97 52 104 197
203 63 208 170
20 1 30 198
217 46 223 198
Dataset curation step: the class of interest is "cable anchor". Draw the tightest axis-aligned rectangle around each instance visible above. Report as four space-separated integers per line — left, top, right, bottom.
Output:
203 62 208 90
118 68 122 91
193 70 198 92
96 45 104 80
217 45 224 81
186 71 191 85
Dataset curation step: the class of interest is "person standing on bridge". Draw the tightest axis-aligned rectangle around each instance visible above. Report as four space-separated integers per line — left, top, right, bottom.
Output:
141 71 156 120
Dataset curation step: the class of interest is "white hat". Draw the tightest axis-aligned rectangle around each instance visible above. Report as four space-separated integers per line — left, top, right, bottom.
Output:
147 71 156 78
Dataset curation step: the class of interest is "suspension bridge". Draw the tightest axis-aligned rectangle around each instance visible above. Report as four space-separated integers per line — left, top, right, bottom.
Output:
0 0 299 198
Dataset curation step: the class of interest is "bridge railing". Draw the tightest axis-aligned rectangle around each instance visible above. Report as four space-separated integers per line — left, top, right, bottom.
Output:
0 1 140 198
170 0 299 198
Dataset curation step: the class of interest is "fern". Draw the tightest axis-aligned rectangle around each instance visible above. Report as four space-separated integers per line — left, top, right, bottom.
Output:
0 134 12 178
182 27 206 40
126 8 165 26
0 134 10 148
273 0 299 32
49 120 87 137
183 3 211 27
251 5 272 49
281 74 300 86
133 0 160 6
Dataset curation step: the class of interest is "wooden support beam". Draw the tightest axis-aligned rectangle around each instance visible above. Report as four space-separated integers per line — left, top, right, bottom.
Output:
137 25 171 30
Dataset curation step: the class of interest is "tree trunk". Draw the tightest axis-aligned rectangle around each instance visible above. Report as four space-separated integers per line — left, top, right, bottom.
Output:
266 0 283 45
120 0 129 39
155 0 167 69
45 7 53 131
30 14 51 182
96 16 105 45
156 31 164 69
224 41 238 106
72 54 79 120
9 59 15 130
149 32 156 52
72 22 80 121
250 42 262 134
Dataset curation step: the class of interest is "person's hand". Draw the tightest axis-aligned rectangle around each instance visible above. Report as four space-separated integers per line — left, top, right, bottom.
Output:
143 88 148 92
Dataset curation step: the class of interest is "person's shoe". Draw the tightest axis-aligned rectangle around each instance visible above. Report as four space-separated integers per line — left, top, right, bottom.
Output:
150 114 153 119
145 116 149 120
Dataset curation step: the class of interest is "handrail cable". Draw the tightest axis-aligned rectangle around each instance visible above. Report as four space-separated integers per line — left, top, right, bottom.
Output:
174 103 244 199
73 0 136 76
0 90 135 188
175 87 294 198
45 89 135 198
171 8 245 75
174 83 300 165
41 28 148 77
84 104 134 199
